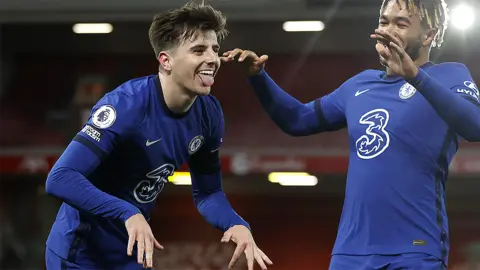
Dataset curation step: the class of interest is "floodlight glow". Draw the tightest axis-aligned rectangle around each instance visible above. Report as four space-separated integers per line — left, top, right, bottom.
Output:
451 4 475 30
283 21 325 32
73 23 113 34
268 172 318 186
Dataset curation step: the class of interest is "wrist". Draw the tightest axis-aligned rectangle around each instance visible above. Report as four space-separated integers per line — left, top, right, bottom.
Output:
404 66 419 80
405 68 426 88
121 208 141 223
228 221 251 232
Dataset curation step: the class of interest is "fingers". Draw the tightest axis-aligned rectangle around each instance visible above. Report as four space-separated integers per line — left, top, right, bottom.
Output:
125 214 161 268
127 233 135 256
221 231 233 243
228 241 247 269
246 243 254 270
388 41 405 58
153 237 164 250
257 248 273 265
144 237 153 268
253 248 267 270
372 30 405 60
255 55 269 65
220 56 232 63
370 34 390 46
136 233 145 264
238 50 253 62
221 48 261 63
375 43 391 60
227 48 244 60
375 29 403 48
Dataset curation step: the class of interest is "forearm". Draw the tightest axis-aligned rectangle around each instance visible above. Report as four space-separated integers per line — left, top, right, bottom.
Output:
191 167 250 232
194 190 250 232
408 69 480 141
248 70 322 136
45 142 140 222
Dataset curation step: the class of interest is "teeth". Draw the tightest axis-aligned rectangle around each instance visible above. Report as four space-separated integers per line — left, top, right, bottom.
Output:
198 70 214 76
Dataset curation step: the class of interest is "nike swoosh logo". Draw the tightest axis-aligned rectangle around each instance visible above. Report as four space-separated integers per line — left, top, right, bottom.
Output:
355 89 370 96
146 138 162 146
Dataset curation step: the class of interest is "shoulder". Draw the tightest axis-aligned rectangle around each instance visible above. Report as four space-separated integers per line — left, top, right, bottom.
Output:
99 76 155 111
110 75 155 102
354 69 384 79
425 62 472 78
91 76 155 129
429 61 469 71
425 62 476 88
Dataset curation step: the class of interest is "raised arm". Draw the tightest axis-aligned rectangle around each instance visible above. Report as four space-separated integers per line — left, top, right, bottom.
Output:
222 48 347 136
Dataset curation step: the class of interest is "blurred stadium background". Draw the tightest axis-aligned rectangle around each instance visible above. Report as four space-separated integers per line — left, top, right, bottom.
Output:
0 0 479 269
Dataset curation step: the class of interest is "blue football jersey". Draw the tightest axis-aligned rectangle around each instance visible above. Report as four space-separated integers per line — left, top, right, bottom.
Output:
317 62 478 265
46 75 224 266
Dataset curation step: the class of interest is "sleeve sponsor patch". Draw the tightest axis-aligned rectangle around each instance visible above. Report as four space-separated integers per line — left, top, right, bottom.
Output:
454 81 479 102
81 125 103 142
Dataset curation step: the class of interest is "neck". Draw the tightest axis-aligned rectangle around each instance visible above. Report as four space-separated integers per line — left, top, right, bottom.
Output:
158 72 197 114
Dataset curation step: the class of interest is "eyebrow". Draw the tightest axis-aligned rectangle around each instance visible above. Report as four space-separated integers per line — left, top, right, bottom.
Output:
189 44 220 51
380 15 412 24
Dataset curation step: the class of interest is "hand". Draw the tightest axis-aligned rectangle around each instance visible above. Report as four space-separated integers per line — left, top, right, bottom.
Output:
221 225 273 270
370 29 419 79
125 213 164 268
221 48 269 76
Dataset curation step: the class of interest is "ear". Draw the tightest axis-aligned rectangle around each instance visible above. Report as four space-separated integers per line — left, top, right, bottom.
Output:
157 51 172 72
423 27 438 46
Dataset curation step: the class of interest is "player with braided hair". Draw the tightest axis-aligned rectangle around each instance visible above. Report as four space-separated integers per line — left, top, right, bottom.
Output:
222 0 480 269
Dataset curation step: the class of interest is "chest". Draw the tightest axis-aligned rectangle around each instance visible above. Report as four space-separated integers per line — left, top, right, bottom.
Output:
344 81 448 155
110 111 209 205
134 112 208 170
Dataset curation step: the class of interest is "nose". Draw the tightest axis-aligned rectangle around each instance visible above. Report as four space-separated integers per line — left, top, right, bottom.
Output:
384 23 396 33
205 49 219 65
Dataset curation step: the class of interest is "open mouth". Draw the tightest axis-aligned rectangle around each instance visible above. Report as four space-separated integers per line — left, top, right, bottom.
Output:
196 70 215 87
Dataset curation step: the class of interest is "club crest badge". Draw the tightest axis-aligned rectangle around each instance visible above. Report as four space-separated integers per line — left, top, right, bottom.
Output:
188 135 204 155
399 82 416 99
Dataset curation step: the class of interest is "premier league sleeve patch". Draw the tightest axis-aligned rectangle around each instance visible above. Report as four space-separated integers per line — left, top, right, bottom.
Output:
92 105 117 129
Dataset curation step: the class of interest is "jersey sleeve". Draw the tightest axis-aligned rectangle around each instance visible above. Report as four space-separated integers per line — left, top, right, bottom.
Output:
310 85 348 132
408 63 480 142
188 97 224 175
187 98 250 231
204 99 225 154
74 91 146 159
444 63 479 104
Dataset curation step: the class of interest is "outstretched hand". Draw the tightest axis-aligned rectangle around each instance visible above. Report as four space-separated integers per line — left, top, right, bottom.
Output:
221 225 273 270
125 213 164 268
220 48 269 76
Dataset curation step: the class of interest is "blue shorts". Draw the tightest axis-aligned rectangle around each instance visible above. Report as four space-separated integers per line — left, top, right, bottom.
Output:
329 253 446 270
45 248 149 270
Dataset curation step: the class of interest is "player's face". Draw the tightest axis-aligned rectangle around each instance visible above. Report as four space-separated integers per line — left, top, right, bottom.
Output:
377 0 425 65
170 29 220 96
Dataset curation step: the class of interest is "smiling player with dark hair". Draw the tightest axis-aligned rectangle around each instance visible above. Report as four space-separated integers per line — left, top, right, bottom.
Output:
44 2 272 270
222 0 479 269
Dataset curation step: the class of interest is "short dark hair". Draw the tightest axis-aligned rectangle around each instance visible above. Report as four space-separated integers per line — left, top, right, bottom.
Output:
148 2 228 57
381 0 449 47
